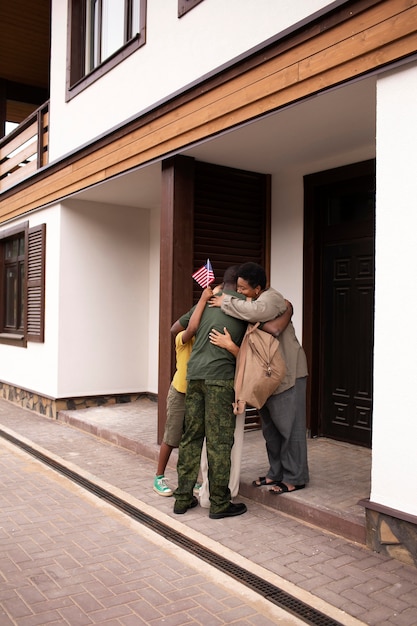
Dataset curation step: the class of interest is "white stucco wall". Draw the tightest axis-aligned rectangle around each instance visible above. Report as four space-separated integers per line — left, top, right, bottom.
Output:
372 62 417 516
49 0 344 161
270 172 305 339
147 206 161 393
56 200 151 397
0 197 159 399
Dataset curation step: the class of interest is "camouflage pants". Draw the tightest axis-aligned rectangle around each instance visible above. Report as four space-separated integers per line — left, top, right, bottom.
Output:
174 379 235 514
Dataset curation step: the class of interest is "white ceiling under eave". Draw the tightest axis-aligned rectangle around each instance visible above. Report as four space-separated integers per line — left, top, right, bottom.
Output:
74 75 376 210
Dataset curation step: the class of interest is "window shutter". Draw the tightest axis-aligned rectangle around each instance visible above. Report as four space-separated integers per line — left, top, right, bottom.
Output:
193 161 269 302
27 224 46 342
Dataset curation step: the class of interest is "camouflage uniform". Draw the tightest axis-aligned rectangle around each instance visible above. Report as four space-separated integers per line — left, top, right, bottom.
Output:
173 290 246 515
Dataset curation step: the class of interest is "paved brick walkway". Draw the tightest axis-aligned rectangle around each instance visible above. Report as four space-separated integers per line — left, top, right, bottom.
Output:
0 398 416 625
58 398 371 544
0 438 305 625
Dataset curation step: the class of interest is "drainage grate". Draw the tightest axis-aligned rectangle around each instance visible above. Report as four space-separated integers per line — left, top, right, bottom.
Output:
1 428 343 626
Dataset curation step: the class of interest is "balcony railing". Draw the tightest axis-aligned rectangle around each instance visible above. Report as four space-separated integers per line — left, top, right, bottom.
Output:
0 101 49 193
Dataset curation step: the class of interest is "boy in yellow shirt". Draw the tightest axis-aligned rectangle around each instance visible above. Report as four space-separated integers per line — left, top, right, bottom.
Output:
153 286 213 495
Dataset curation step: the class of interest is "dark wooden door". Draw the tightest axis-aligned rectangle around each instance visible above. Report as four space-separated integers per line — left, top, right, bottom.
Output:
322 238 374 445
303 160 375 448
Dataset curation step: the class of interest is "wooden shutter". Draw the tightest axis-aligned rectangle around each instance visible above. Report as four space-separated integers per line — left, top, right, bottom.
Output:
27 224 46 342
193 161 269 301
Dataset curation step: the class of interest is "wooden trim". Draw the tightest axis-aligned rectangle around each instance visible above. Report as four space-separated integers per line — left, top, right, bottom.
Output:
0 222 29 348
0 221 29 241
0 334 26 347
158 156 195 442
360 498 417 526
0 102 49 192
0 123 37 159
27 224 46 343
2 140 36 174
66 0 85 89
1 0 417 220
178 0 204 18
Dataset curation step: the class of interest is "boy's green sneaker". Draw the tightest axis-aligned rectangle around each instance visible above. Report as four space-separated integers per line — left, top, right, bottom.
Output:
153 475 173 497
193 482 202 495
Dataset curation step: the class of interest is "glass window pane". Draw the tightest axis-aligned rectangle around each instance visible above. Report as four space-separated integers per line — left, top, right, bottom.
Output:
5 267 17 327
131 0 140 37
101 0 125 60
2 232 26 333
85 0 100 72
5 239 18 259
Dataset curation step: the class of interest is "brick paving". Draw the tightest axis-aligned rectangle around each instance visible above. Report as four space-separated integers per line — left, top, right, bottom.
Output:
0 438 305 625
58 398 370 544
0 398 416 625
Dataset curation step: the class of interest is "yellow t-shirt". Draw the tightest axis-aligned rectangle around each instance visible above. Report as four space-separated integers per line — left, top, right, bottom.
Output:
171 331 194 394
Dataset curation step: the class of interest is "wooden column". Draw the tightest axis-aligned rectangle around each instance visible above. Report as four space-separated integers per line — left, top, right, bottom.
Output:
0 80 6 139
158 155 195 443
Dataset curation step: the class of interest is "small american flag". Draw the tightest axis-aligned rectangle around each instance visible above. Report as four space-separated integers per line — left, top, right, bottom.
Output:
192 259 215 288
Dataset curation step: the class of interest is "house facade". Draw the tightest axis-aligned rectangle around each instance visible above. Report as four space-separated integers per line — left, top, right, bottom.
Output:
1 0 416 565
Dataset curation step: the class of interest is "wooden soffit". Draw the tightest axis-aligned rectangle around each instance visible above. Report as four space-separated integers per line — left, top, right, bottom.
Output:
1 0 417 221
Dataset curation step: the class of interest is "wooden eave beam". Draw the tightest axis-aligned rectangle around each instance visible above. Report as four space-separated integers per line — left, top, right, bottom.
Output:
1 0 416 221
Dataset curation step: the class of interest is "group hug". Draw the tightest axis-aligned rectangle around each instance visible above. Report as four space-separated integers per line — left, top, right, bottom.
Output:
153 262 309 520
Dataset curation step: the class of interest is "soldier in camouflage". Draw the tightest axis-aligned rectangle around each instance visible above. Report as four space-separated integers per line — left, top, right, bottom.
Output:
171 266 248 519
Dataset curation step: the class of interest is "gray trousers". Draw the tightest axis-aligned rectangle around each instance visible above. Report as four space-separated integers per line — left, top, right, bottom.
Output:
259 376 309 485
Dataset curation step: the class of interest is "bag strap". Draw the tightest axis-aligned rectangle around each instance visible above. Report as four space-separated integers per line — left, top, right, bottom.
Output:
234 334 247 400
245 321 260 336
234 322 259 399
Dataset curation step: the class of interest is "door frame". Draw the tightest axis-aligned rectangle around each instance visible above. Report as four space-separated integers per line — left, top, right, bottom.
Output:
303 159 376 439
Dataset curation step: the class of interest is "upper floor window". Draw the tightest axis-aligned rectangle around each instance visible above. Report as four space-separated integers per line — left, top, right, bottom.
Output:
0 223 46 346
67 0 147 99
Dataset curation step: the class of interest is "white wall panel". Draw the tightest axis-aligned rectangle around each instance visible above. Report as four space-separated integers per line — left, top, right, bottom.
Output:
49 0 342 160
372 61 417 516
57 200 150 397
146 205 161 393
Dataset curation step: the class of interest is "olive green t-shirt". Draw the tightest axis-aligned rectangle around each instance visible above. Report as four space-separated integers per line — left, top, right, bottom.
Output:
179 290 246 380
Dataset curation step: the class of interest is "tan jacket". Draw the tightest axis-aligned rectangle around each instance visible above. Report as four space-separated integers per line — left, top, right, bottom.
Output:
221 287 308 394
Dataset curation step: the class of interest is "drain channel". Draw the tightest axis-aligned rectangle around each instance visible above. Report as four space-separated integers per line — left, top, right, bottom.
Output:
1 428 343 626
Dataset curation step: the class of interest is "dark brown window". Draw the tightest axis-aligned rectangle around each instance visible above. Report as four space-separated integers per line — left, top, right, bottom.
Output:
67 0 147 98
4 233 25 333
178 0 204 18
0 223 46 346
